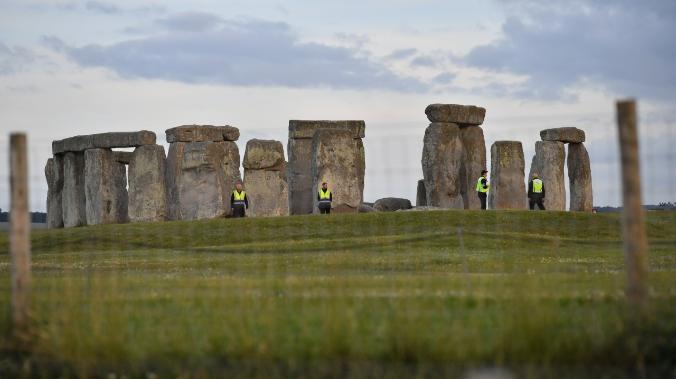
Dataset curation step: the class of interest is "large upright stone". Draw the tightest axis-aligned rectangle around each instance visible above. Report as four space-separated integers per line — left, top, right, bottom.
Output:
45 156 64 228
459 125 487 210
568 143 593 212
84 148 129 225
528 141 566 211
311 129 365 213
488 141 527 210
62 152 87 228
243 139 289 217
128 145 167 222
165 141 241 220
425 104 486 125
287 120 365 215
416 179 427 207
422 123 464 209
540 127 585 143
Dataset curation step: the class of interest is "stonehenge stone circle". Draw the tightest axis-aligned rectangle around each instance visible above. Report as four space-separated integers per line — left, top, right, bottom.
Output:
529 141 566 211
45 156 64 229
422 122 464 209
374 197 412 212
425 104 486 125
288 120 365 215
416 179 427 207
84 148 129 225
540 127 585 144
459 125 487 210
62 152 87 227
243 139 289 217
488 141 527 210
128 144 167 222
311 129 365 213
567 143 593 212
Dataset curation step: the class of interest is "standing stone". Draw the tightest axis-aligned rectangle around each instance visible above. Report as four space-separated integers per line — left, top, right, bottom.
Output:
128 145 167 222
62 152 87 228
416 179 427 207
165 141 241 220
243 139 289 217
287 120 365 215
568 143 593 212
311 129 365 213
488 141 527 210
84 148 129 225
421 123 464 209
45 156 64 228
528 141 566 211
459 126 487 210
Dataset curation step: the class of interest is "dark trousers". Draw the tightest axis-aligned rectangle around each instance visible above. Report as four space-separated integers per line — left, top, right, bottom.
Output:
478 192 487 210
529 197 545 210
319 203 331 214
232 205 246 217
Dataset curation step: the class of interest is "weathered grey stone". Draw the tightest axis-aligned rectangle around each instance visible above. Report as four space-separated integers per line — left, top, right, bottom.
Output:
422 122 464 209
374 197 412 212
528 141 566 211
540 127 585 143
62 152 87 228
113 151 133 164
45 156 64 229
425 104 486 125
128 145 167 222
53 131 156 154
416 179 427 207
488 141 527 210
359 203 377 213
243 139 285 170
243 169 289 217
311 129 365 214
287 137 314 215
459 125 487 210
289 120 365 139
165 141 241 220
84 149 129 225
568 143 593 212
165 125 240 143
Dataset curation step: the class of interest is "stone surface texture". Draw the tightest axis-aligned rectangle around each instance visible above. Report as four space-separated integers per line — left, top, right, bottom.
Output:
422 122 464 209
488 141 527 210
45 156 64 229
374 197 412 212
128 144 167 222
84 148 128 225
459 125 487 210
425 104 486 125
243 139 289 217
416 179 427 207
567 143 593 212
53 131 156 154
540 127 586 143
166 125 240 143
528 141 566 211
62 152 87 228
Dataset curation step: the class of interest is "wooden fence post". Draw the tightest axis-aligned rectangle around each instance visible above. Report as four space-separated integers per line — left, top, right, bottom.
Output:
10 133 32 340
616 99 648 306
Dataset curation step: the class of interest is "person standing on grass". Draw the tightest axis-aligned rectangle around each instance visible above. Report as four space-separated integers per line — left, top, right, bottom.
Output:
476 169 489 210
231 182 249 217
317 182 332 214
528 173 546 210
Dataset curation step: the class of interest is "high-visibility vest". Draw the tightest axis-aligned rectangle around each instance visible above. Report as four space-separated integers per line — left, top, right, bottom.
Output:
318 189 332 203
532 179 543 193
232 190 246 206
476 176 489 193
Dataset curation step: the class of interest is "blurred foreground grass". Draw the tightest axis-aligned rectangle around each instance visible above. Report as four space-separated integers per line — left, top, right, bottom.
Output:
0 210 675 378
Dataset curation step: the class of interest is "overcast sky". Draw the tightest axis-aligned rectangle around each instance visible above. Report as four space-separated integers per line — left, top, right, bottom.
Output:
1 0 675 211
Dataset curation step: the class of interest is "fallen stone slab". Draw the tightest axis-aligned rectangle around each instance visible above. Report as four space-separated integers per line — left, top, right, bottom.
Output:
128 145 167 222
359 203 377 213
84 148 129 225
422 122 464 209
45 156 64 229
425 104 486 125
540 127 585 143
568 143 593 212
52 131 156 154
399 206 443 212
374 197 412 212
529 141 566 211
243 139 285 170
488 141 527 210
289 120 365 139
62 152 87 228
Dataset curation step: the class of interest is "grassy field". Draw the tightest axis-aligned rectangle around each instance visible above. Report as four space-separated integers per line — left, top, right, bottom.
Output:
0 210 675 378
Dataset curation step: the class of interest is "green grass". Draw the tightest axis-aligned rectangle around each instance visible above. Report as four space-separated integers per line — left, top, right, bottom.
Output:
0 210 675 378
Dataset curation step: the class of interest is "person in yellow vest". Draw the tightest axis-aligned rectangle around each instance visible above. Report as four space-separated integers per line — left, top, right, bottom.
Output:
476 169 489 210
317 182 332 214
528 173 546 210
230 182 249 217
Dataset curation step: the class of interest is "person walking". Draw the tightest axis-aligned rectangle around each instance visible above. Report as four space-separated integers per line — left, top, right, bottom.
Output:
317 182 332 214
528 173 546 210
476 169 489 210
231 182 249 217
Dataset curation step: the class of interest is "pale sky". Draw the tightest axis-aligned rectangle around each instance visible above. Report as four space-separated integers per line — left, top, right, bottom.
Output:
1 0 675 211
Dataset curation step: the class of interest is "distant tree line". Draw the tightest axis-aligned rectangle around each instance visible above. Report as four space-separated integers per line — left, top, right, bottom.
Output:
0 209 47 223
